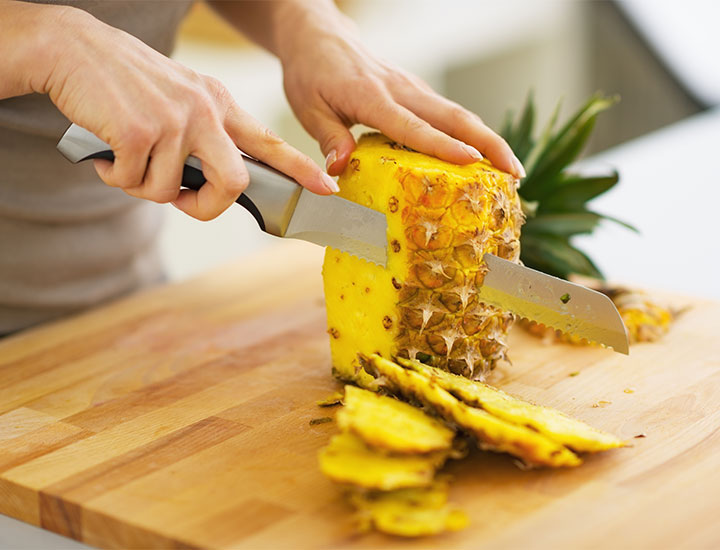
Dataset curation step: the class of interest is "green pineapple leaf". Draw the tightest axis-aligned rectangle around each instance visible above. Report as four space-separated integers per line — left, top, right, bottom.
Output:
522 94 619 200
536 172 619 212
500 92 633 280
503 91 536 162
520 234 604 280
522 98 562 174
522 212 603 236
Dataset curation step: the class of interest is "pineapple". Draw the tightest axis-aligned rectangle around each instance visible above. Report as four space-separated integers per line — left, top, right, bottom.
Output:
349 481 468 537
319 431 450 490
601 286 674 343
337 386 455 454
323 134 523 384
361 354 582 467
399 357 623 452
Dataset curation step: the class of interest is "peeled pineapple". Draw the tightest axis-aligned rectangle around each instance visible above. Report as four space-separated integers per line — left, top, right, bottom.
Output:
322 133 523 384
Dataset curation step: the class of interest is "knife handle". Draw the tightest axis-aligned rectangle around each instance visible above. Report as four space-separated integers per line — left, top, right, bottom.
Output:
56 124 303 237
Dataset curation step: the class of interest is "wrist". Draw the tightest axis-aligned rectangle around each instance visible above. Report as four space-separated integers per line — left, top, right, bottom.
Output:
1 1 81 97
36 6 96 96
272 0 357 64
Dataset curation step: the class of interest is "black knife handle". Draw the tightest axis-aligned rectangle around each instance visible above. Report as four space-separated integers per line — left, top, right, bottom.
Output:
84 150 266 231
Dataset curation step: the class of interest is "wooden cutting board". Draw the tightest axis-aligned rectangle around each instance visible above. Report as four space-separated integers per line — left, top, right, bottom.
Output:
1 240 719 549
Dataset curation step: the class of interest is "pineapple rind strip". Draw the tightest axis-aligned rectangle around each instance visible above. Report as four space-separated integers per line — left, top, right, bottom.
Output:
398 357 624 452
363 354 581 467
349 481 468 537
319 432 449 490
337 386 454 454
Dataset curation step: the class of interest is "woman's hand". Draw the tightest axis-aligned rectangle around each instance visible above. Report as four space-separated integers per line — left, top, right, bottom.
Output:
273 3 526 178
12 2 337 221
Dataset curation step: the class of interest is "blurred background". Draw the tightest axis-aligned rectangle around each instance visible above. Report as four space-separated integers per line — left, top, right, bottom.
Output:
161 0 719 296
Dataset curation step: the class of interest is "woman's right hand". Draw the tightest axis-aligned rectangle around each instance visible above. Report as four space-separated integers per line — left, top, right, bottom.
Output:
15 2 337 220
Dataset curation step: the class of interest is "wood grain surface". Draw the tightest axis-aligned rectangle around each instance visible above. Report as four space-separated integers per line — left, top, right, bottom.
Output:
1 240 719 549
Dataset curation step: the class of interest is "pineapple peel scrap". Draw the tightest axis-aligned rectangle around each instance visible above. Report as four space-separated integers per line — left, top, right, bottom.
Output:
318 432 449 490
349 481 469 537
361 354 582 467
316 391 345 407
397 357 624 452
337 385 455 454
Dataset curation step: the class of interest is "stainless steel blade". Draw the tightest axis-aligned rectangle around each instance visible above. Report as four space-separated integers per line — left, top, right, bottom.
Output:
478 254 629 354
284 189 388 267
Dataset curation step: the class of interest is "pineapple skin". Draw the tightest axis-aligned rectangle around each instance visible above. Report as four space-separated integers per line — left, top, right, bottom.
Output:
337 386 455 454
322 134 524 383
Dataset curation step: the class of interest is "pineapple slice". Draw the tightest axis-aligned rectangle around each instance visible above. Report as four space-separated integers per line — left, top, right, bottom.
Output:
318 432 449 490
350 481 468 537
362 354 581 467
323 133 523 384
398 357 623 452
337 386 454 454
606 287 675 343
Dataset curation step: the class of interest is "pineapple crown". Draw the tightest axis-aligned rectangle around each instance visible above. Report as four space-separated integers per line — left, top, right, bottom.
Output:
500 92 636 280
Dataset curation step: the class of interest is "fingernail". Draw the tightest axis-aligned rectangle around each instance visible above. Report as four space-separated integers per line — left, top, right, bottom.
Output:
325 149 337 171
322 173 340 193
463 144 483 161
512 156 527 178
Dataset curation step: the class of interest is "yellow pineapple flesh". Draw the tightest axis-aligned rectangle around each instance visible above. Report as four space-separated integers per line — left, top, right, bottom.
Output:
318 432 450 490
337 386 455 454
399 357 624 452
349 481 468 537
322 133 523 384
362 354 582 467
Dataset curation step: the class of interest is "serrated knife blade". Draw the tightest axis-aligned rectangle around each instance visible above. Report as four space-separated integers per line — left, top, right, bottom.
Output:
478 254 629 354
285 189 387 267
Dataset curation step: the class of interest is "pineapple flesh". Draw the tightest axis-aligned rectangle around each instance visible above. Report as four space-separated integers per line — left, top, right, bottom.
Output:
349 481 468 537
399 357 623 452
319 431 450 490
323 133 523 384
362 354 582 467
337 386 455 454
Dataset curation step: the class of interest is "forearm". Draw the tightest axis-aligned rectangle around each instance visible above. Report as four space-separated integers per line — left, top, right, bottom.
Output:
0 0 70 100
207 0 354 61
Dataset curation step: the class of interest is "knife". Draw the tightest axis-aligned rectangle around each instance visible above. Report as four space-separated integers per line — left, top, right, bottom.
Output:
57 124 629 354
56 124 388 267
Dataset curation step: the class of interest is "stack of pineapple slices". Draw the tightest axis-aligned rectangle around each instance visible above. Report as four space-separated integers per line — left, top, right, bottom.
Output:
319 355 624 537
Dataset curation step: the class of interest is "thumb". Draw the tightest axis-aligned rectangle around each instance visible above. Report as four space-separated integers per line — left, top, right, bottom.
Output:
310 111 356 177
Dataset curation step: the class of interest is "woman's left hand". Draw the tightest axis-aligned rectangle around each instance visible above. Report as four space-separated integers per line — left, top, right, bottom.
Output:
278 10 525 179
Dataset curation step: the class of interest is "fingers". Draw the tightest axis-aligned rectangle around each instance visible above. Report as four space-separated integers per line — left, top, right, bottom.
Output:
363 98 484 166
172 128 249 221
224 102 338 193
299 107 356 177
123 138 185 203
394 89 525 178
92 127 153 190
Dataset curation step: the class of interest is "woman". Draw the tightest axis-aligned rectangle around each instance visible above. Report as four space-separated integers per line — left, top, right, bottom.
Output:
0 0 524 335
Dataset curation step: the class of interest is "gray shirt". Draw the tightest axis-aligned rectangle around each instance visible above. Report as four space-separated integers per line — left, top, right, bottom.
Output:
0 1 192 333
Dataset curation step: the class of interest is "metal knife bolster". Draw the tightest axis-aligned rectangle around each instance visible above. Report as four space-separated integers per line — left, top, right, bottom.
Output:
56 124 302 237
